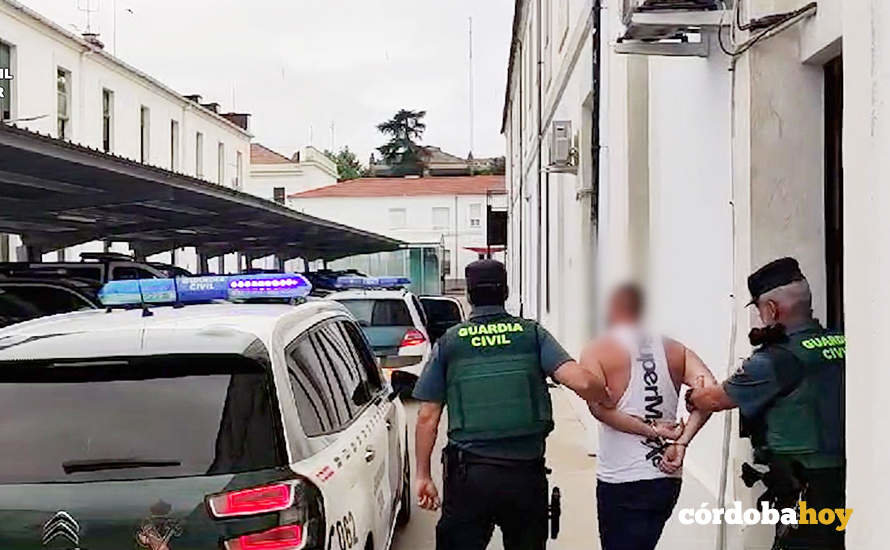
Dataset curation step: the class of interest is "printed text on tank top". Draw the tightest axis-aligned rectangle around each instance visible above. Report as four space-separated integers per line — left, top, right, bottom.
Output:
638 332 668 468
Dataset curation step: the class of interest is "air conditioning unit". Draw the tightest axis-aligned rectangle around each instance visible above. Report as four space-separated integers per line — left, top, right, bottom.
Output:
617 0 729 57
548 121 577 174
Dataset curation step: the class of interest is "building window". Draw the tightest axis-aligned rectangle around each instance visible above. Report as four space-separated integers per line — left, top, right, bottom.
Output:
0 41 12 121
57 68 71 140
217 142 225 185
140 106 150 163
468 203 482 228
101 89 113 153
389 208 407 229
273 187 286 204
170 120 180 171
432 207 450 230
236 151 243 189
195 132 204 177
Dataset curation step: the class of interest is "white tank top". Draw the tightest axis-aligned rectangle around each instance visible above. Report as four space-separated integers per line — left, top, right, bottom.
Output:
596 324 681 483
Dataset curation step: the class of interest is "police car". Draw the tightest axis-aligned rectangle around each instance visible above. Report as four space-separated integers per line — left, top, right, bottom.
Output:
0 273 411 550
327 277 431 390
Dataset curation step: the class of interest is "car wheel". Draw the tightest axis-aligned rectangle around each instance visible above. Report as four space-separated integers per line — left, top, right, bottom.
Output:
396 445 411 526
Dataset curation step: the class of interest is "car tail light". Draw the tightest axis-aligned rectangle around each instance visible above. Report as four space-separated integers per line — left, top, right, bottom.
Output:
400 328 427 348
225 525 305 550
208 483 294 518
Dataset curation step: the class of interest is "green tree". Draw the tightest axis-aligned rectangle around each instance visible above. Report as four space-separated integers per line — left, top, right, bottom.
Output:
324 147 367 181
376 109 427 176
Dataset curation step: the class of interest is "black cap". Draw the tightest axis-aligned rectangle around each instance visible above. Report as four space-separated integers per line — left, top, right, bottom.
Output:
465 259 507 290
747 257 805 306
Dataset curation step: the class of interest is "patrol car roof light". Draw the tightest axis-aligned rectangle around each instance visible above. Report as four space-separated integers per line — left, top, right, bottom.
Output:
97 273 312 307
333 275 411 290
227 274 312 300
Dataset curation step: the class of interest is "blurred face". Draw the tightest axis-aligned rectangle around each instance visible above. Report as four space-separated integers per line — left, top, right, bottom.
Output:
607 292 639 326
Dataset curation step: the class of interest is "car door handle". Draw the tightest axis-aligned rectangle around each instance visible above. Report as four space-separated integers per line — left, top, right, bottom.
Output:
364 447 376 463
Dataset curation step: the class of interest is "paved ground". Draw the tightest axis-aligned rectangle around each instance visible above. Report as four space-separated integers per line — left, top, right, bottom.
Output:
391 389 717 550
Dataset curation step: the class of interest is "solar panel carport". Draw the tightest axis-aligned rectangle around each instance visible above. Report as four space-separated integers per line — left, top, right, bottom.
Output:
0 124 404 264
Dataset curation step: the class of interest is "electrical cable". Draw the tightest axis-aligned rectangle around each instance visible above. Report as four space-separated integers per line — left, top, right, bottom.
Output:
717 1 817 57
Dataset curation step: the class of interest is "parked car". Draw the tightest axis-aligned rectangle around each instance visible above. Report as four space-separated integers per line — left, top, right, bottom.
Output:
0 273 411 550
329 285 431 392
0 277 102 328
419 295 466 343
147 262 195 278
0 252 166 283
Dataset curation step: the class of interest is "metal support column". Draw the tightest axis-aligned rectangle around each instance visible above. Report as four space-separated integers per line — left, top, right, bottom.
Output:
196 250 209 274
23 244 43 262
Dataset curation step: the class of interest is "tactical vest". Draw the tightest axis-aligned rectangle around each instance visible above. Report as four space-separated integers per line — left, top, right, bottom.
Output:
756 327 845 469
444 314 553 443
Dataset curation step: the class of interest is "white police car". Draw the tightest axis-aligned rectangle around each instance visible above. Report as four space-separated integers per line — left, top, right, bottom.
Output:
0 273 411 550
327 277 431 391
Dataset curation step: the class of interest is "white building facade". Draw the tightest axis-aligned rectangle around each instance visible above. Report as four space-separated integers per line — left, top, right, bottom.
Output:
289 176 506 287
505 0 882 548
0 0 251 271
247 144 337 204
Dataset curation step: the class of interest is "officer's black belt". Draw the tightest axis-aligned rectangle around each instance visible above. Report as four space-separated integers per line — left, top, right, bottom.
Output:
444 445 545 469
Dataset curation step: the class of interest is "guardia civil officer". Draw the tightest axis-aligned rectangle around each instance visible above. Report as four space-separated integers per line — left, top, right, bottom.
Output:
687 257 846 549
413 259 609 550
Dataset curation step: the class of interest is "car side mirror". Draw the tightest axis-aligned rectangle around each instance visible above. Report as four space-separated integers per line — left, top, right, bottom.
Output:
388 370 414 401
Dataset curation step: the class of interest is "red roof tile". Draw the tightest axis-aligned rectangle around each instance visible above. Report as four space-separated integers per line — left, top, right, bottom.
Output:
251 143 294 164
289 175 505 198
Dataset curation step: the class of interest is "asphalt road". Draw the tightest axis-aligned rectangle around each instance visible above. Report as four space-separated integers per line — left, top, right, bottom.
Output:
390 399 508 550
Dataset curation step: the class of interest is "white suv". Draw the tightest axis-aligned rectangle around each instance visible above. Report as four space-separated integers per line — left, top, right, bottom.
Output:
0 273 412 550
329 288 432 391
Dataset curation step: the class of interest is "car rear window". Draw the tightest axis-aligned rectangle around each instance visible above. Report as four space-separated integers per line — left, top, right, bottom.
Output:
0 355 285 483
422 298 462 323
339 299 413 327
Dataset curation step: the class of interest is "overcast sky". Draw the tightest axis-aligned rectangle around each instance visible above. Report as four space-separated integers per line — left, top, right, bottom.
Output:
19 0 514 163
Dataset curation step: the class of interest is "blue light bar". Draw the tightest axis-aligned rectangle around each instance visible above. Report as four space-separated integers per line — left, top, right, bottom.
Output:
377 276 411 287
98 273 312 307
228 274 312 300
98 278 177 306
176 276 230 302
333 275 411 289
334 275 366 289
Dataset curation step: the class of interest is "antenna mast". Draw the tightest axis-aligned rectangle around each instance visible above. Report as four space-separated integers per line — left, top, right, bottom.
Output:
76 0 99 34
468 16 475 173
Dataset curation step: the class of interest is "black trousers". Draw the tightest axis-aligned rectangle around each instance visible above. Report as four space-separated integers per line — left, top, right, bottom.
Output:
596 478 682 550
777 467 845 550
435 447 548 550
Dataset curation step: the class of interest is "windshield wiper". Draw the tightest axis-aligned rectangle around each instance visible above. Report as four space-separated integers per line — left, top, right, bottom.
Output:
63 458 181 474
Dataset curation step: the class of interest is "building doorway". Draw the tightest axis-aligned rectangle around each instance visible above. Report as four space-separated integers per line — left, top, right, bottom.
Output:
824 56 844 330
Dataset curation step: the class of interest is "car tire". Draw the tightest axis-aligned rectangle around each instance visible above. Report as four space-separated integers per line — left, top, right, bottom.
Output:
396 444 411 527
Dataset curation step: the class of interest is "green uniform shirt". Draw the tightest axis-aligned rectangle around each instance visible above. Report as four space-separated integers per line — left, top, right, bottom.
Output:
724 320 821 419
413 305 572 460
